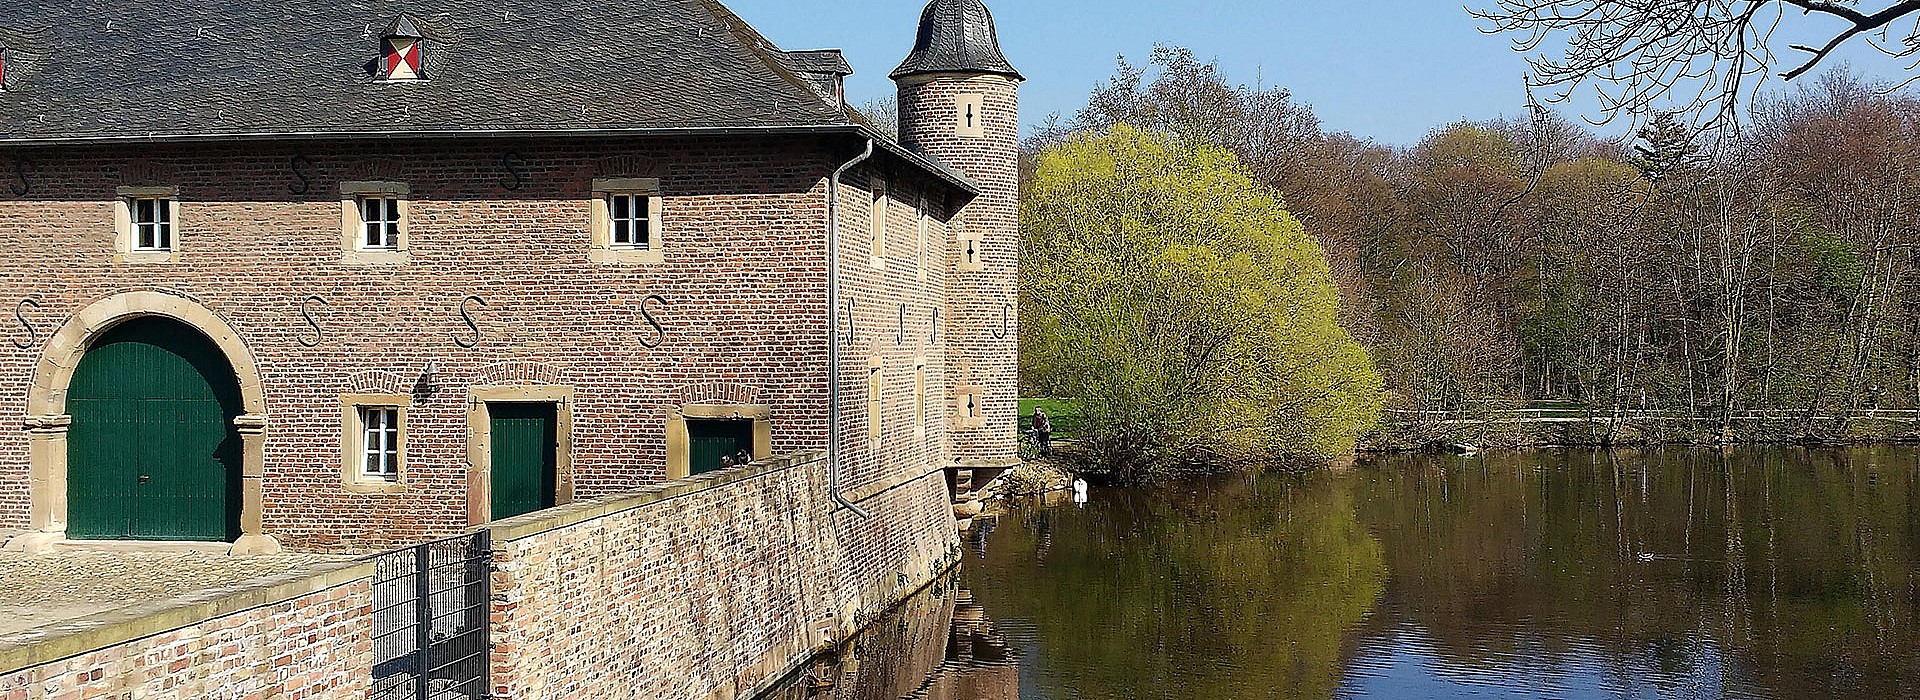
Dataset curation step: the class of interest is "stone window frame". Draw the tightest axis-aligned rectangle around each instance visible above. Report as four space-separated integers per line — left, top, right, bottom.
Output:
955 93 987 138
914 356 928 443
112 185 182 264
589 177 665 265
339 181 411 265
341 393 411 495
465 385 578 526
953 384 986 430
664 403 772 480
869 176 888 269
915 195 930 281
956 225 985 273
867 356 885 447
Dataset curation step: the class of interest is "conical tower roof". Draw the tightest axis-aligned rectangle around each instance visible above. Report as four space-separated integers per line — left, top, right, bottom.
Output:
890 0 1022 81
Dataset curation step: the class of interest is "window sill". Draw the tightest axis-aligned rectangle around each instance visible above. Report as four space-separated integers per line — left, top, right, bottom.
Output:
345 478 408 495
117 250 178 264
590 248 665 265
342 249 410 266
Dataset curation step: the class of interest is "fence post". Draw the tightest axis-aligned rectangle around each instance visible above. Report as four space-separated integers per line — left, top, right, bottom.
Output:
416 543 432 700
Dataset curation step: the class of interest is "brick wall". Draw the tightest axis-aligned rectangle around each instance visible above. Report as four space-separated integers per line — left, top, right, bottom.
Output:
897 75 1022 465
0 574 372 700
834 166 957 493
486 450 961 700
0 135 971 551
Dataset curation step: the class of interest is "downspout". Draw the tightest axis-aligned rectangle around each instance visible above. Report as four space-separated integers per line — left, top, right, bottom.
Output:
828 138 876 518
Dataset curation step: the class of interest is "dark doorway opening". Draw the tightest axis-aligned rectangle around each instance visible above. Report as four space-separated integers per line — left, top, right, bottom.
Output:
687 418 755 476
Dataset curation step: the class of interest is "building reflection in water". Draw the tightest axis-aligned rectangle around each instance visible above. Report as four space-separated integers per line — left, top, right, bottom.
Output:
756 576 1019 700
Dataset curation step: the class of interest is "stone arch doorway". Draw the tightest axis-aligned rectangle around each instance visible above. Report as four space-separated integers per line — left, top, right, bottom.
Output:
67 317 243 541
12 291 279 554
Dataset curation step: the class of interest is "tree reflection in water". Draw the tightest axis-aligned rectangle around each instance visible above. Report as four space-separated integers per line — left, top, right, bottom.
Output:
761 447 1920 699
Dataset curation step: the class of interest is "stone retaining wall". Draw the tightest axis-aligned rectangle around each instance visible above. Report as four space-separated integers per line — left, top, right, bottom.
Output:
486 450 960 700
0 450 957 700
0 561 373 700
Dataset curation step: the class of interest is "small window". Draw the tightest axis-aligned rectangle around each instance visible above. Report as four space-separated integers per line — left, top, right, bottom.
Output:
590 178 664 264
955 93 986 138
342 394 409 493
130 197 173 251
359 197 401 250
609 193 652 249
954 386 986 429
957 228 986 273
340 182 409 264
360 406 400 480
378 16 427 81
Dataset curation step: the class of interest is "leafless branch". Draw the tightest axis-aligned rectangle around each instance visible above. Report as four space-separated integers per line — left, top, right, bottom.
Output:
1474 1 1920 132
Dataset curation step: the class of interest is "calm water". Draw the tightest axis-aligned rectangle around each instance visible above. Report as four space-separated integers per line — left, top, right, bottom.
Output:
761 448 1920 699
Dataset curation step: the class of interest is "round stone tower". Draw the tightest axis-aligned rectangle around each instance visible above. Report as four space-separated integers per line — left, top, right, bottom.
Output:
892 0 1022 465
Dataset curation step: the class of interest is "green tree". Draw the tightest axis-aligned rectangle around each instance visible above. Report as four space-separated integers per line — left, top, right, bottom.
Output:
1021 125 1382 479
1631 112 1704 183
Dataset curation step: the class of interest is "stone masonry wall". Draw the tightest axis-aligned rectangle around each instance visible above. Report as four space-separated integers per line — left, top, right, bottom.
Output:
0 573 372 700
487 451 961 700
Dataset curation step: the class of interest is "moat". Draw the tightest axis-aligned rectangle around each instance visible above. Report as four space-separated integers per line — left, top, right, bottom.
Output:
762 447 1920 699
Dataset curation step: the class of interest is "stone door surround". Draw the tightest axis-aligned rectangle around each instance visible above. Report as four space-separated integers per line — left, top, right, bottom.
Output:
10 290 281 555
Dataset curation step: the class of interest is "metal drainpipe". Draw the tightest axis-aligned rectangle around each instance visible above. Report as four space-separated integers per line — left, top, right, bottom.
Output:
828 138 875 518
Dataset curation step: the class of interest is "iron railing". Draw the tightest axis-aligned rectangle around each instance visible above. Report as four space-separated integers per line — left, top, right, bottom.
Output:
370 531 491 700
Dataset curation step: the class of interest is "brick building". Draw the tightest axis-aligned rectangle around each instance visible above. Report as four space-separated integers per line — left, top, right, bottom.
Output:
0 0 1021 554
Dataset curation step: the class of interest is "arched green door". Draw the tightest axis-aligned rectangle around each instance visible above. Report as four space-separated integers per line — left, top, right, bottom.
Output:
67 316 244 541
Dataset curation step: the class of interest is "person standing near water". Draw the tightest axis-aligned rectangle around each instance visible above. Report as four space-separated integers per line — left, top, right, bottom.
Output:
1033 406 1054 457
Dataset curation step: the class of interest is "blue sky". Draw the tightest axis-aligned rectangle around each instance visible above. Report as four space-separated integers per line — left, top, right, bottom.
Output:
725 0 1917 147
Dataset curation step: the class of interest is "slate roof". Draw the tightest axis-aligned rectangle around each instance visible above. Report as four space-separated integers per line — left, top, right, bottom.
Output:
0 0 977 193
770 48 851 104
891 0 1022 81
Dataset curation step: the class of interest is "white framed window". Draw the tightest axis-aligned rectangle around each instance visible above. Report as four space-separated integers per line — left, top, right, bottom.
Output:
131 197 173 251
342 393 410 493
359 197 401 250
360 406 400 480
609 193 653 249
340 181 410 265
113 186 182 263
590 178 664 264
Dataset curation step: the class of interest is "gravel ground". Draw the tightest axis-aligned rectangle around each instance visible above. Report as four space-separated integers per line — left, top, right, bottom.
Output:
0 549 348 638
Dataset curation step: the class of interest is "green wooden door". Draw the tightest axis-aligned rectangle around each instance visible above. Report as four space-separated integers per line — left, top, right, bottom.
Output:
490 403 557 521
67 317 242 541
687 418 754 476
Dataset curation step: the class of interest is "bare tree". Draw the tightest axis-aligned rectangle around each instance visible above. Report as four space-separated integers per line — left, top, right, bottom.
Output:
1475 1 1920 131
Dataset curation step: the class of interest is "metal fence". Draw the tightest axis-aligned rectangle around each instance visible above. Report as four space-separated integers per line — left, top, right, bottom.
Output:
370 531 492 700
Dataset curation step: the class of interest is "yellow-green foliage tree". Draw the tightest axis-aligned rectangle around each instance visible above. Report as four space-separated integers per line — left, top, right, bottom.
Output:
1021 125 1382 479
